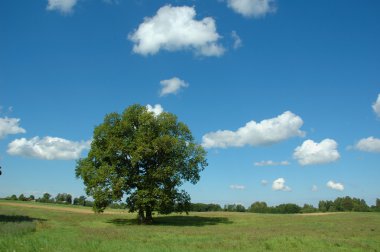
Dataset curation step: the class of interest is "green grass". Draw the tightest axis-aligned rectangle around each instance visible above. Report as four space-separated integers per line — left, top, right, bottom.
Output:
1 201 380 251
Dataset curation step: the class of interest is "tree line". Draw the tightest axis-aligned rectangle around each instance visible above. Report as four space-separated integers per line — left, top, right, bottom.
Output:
2 193 380 214
191 197 380 214
2 193 127 209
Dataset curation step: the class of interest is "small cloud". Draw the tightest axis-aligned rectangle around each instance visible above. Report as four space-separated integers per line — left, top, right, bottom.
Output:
46 0 78 14
354 137 380 153
293 139 340 165
231 31 242 50
312 185 318 192
372 93 380 117
202 111 305 149
7 136 90 160
326 180 344 191
227 0 276 18
261 179 268 186
272 178 291 191
160 77 189 97
230 184 245 190
128 5 225 57
146 104 164 116
0 117 26 139
254 160 290 167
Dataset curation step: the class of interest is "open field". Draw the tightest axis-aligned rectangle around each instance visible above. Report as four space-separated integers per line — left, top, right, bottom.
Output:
1 200 380 251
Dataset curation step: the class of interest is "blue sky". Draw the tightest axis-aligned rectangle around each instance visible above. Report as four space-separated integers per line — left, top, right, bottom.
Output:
1 0 379 207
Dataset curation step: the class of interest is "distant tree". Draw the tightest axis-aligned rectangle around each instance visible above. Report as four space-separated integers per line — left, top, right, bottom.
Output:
235 204 246 212
55 193 72 204
9 194 17 200
275 203 301 214
301 204 317 213
76 104 207 224
190 203 222 212
73 196 87 206
39 193 53 203
249 201 268 213
28 195 35 201
18 194 26 201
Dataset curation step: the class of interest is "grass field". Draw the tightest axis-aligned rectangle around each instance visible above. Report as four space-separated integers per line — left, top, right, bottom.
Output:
1 200 380 251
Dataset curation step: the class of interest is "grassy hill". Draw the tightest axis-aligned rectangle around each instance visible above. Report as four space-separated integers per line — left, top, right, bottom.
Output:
1 200 380 251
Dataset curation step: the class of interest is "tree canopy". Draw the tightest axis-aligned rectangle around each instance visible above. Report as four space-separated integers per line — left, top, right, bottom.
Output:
75 104 207 223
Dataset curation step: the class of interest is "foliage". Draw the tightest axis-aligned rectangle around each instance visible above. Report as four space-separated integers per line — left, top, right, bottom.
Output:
75 104 207 223
190 203 222 212
248 201 268 213
319 196 370 212
73 196 87 206
55 193 72 205
301 204 318 213
224 204 246 212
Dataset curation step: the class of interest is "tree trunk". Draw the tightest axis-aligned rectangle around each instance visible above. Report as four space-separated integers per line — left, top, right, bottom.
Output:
145 207 153 224
138 209 145 224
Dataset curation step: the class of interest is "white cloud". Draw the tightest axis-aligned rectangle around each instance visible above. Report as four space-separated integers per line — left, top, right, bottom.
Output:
227 0 276 18
128 5 225 57
355 137 380 153
312 185 318 192
146 104 164 116
230 184 245 190
326 180 344 191
160 77 189 96
46 0 78 14
7 136 90 160
254 160 289 167
272 178 291 191
261 179 268 186
372 94 380 117
202 111 305 149
293 139 340 166
0 117 26 139
231 31 242 49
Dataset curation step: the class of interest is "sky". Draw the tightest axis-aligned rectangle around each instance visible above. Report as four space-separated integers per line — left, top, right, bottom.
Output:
0 0 379 207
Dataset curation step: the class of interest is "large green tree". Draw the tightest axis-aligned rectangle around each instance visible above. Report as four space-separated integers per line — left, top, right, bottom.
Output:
76 104 207 223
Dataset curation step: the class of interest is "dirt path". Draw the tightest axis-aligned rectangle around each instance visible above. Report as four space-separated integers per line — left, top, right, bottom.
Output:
0 202 126 215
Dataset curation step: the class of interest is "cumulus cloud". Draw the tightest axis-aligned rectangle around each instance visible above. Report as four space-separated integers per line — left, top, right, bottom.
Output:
0 117 26 139
227 0 276 18
160 77 189 96
293 139 340 165
254 160 290 167
372 94 380 117
7 136 90 160
261 179 268 186
146 104 164 116
326 180 344 191
202 111 305 149
46 0 78 14
128 5 225 57
355 137 380 153
231 31 242 49
272 178 291 191
230 184 245 190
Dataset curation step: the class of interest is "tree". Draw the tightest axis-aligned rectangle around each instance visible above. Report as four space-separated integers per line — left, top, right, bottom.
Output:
55 193 72 204
73 196 87 206
39 193 52 203
18 194 26 201
76 104 207 224
249 201 268 213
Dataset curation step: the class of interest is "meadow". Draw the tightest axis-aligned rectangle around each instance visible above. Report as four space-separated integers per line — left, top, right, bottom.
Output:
1 200 380 252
